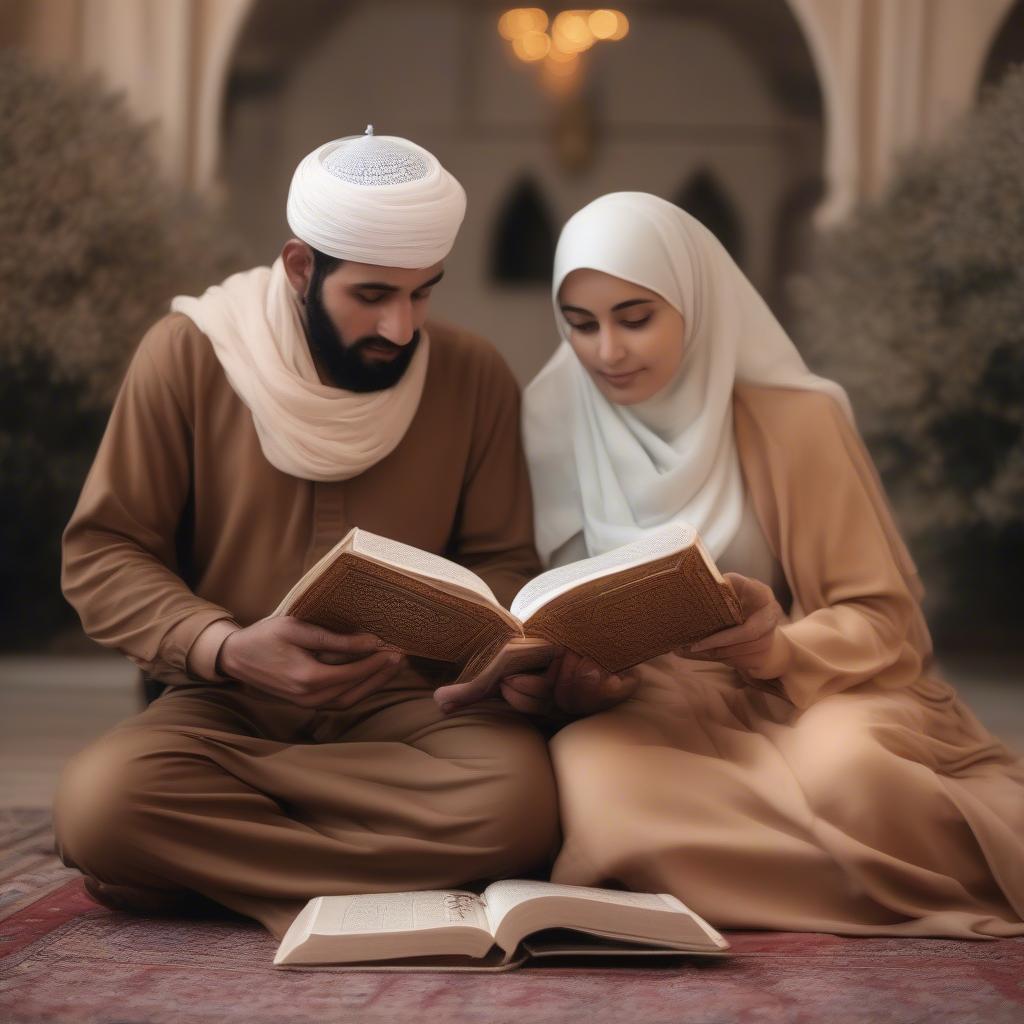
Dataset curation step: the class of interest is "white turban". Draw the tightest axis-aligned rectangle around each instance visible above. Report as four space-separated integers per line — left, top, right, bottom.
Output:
286 128 467 268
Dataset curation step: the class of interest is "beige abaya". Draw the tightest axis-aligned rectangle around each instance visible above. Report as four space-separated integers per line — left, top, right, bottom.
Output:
548 384 1024 938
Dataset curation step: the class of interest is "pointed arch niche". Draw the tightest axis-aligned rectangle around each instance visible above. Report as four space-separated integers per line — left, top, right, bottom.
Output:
979 0 1024 92
674 172 745 269
490 178 556 286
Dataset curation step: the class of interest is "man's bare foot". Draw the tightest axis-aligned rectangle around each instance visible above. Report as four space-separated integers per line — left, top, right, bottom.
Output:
83 876 223 917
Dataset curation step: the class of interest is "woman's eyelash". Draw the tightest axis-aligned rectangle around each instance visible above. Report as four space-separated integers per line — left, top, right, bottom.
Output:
567 314 652 332
570 317 651 332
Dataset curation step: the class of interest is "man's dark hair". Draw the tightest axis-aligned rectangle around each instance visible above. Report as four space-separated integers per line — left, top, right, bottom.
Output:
308 248 343 298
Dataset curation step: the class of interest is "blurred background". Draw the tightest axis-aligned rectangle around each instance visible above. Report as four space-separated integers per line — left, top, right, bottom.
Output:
0 1 1022 798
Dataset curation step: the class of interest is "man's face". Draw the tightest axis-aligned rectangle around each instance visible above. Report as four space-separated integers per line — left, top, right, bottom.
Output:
305 257 445 392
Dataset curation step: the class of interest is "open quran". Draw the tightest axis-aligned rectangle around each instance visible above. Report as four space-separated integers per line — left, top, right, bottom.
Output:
274 880 729 970
272 521 743 685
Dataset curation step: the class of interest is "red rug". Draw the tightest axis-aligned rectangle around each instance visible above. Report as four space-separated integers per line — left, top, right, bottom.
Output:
2 813 1023 1024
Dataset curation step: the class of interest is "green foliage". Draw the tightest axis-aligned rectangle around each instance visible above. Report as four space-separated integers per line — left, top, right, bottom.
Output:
790 65 1024 634
0 53 247 648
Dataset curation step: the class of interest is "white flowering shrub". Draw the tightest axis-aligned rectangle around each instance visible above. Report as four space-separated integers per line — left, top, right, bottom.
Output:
790 66 1024 637
0 54 246 646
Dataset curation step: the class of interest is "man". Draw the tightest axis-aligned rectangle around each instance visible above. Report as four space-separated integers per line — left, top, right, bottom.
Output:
55 128 559 940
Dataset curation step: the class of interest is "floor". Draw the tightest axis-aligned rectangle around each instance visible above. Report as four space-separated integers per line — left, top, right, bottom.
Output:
0 655 139 809
2 650 1022 1024
1 650 1022 810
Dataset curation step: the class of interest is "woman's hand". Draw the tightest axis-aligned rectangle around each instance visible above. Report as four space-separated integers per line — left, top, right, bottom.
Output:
680 572 791 679
499 649 639 717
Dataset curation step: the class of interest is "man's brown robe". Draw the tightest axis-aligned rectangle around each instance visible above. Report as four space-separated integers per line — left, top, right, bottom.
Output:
55 313 558 938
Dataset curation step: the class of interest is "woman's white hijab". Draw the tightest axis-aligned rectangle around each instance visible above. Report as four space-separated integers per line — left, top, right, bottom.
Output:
523 191 851 565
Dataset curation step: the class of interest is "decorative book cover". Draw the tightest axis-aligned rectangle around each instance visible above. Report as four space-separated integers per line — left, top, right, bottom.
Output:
528 547 743 673
280 526 744 682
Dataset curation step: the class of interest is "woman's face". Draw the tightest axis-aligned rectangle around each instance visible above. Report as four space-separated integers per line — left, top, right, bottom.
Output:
558 268 685 405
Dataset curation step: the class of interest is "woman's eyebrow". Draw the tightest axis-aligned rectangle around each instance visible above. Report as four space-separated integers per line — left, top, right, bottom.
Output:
561 298 654 316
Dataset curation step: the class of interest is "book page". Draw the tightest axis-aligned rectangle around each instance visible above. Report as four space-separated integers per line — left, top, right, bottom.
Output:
481 880 677 934
315 890 491 936
510 522 699 623
482 881 727 956
352 530 503 608
275 947 525 972
522 931 724 959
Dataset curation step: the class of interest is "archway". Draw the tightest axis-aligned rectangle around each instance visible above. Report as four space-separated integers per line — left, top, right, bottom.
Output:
979 0 1024 92
213 0 826 380
491 178 557 285
675 171 745 269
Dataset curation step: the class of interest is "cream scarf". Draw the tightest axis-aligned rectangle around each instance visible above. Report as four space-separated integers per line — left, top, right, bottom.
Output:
171 258 428 482
524 192 851 565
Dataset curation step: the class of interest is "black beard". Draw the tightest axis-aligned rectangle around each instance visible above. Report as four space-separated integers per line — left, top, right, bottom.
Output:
304 284 420 393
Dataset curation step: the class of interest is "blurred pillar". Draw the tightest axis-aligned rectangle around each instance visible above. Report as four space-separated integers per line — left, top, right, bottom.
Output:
190 0 252 198
789 0 1015 224
79 0 195 182
0 0 251 193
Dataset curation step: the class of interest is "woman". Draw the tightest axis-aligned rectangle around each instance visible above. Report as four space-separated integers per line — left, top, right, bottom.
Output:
519 192 1024 938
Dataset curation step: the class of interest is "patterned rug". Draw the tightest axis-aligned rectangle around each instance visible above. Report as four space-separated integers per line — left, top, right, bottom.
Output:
2 810 1023 1024
0 808 79 921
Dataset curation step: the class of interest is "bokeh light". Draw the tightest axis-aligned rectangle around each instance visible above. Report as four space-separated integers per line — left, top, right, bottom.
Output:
547 45 578 64
588 10 619 40
513 30 552 62
498 8 549 41
552 11 595 54
499 7 629 95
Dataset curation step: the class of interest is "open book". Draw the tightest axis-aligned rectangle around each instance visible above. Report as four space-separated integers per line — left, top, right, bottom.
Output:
274 880 729 970
273 521 742 685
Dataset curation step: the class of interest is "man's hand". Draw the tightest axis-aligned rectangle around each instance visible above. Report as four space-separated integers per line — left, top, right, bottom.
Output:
680 572 791 679
431 637 557 713
434 646 637 718
500 650 638 717
218 617 406 708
